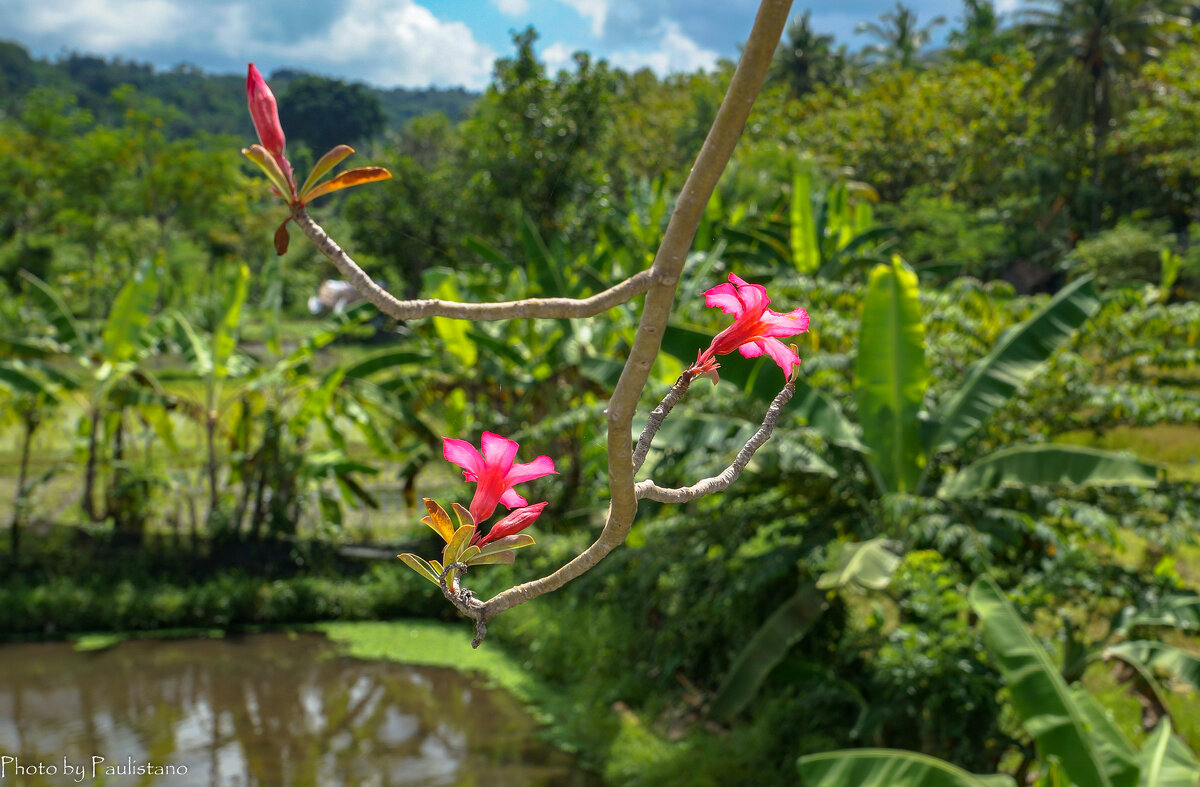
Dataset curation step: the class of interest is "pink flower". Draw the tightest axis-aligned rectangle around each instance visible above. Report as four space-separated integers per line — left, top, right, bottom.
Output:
442 432 557 524
246 63 294 193
473 502 548 547
689 273 809 381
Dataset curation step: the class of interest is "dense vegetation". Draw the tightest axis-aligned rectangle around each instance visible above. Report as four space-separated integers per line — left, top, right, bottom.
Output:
2 2 1199 785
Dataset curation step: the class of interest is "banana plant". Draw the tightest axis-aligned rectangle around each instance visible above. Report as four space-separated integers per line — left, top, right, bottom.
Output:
0 356 76 554
15 265 176 534
794 578 1200 787
670 262 1160 722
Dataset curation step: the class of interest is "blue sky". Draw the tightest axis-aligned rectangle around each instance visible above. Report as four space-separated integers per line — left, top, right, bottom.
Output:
0 1 1023 90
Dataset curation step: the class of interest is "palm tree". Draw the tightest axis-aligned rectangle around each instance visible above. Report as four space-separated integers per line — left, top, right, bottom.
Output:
1021 0 1188 230
855 2 947 70
948 0 1020 61
770 12 849 97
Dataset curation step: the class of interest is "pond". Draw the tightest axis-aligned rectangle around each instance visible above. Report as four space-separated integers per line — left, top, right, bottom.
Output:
0 632 597 786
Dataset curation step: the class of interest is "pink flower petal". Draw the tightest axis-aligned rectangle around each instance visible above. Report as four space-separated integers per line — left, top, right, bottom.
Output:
506 455 557 485
761 337 800 377
703 282 744 317
443 437 484 479
730 275 770 315
498 488 528 510
758 307 810 338
480 431 519 470
737 340 766 359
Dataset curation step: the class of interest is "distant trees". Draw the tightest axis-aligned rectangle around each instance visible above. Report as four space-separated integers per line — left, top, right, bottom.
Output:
278 75 387 154
856 2 947 70
770 12 849 97
1021 0 1189 229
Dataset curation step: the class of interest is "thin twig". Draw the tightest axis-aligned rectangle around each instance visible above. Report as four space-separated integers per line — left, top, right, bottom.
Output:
632 372 695 473
476 0 793 620
635 378 795 503
291 207 655 321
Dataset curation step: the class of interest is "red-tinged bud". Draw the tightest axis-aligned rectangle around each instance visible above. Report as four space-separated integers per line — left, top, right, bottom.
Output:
247 63 286 158
474 502 548 546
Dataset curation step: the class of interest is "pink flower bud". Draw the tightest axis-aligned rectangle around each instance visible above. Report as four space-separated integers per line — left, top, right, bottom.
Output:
246 63 286 158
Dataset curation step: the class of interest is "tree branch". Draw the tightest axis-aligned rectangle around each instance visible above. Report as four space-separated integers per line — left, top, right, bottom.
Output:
290 206 655 321
471 0 794 627
632 372 695 473
635 378 796 503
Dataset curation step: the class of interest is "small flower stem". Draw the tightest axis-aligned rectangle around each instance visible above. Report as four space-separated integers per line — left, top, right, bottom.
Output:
635 378 796 503
632 372 695 474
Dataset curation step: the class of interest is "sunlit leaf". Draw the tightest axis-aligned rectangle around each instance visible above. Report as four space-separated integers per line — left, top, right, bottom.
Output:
421 498 455 543
242 144 294 201
301 167 391 203
398 553 440 586
299 144 354 199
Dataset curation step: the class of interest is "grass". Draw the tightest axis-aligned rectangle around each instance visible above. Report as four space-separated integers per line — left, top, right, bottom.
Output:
1058 424 1200 482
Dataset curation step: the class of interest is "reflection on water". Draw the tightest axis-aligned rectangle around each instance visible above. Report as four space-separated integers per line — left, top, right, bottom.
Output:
0 633 595 786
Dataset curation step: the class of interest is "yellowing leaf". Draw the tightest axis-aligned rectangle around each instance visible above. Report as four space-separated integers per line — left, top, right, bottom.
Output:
421 498 455 542
301 167 391 204
300 144 355 199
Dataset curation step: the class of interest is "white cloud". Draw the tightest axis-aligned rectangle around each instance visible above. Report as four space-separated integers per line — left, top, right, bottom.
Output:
3 0 497 89
20 0 187 52
557 0 608 37
608 20 718 75
541 41 576 73
996 0 1022 12
492 0 529 16
262 0 496 89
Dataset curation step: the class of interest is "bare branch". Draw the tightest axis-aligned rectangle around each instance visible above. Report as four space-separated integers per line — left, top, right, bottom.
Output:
290 206 655 321
635 378 796 503
476 0 794 620
632 372 695 473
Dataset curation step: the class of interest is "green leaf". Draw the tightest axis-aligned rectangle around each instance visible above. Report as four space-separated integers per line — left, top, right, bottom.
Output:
1137 718 1200 787
442 524 475 564
1105 641 1200 693
101 259 158 364
939 445 1160 499
398 553 441 586
173 313 212 375
1068 686 1140 787
0 360 57 400
212 263 249 379
791 169 819 273
798 749 1015 787
241 144 294 200
20 270 82 349
1114 596 1200 636
817 539 903 591
928 276 1100 455
425 270 476 369
342 349 432 379
475 533 536 558
854 257 927 493
708 586 827 724
969 577 1124 787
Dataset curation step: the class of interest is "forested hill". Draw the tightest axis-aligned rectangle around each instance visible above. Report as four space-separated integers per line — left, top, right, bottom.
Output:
0 39 476 141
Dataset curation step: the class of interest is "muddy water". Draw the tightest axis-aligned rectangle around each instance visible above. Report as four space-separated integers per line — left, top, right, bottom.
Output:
0 633 596 786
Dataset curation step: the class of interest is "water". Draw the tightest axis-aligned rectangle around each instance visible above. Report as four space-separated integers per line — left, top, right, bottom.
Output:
0 633 595 786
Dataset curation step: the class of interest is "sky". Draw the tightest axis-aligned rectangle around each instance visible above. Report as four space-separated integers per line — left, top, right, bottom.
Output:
0 0 1024 91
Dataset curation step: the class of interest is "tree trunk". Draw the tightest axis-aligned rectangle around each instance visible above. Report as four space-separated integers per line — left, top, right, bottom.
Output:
10 409 37 556
81 409 101 522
